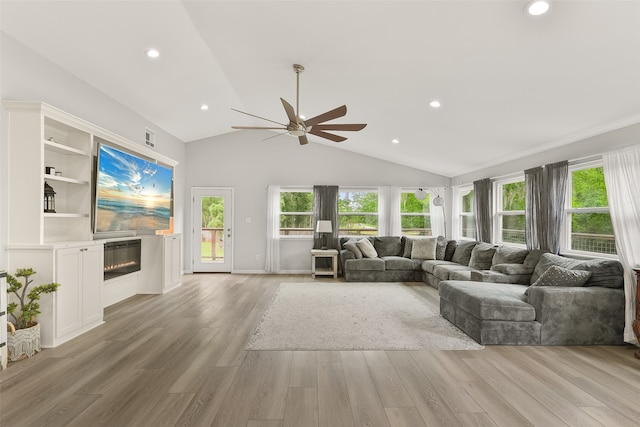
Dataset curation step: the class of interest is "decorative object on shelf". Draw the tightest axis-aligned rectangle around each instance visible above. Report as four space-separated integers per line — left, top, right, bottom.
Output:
55 171 62 177
316 220 333 249
414 188 427 200
5 268 60 362
44 182 56 213
45 166 56 175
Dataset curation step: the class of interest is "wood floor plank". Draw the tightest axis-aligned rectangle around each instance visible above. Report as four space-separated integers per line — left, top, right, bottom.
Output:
248 351 294 420
246 420 284 427
289 351 318 387
384 407 427 427
284 387 319 427
460 380 533 427
340 351 391 427
141 392 196 427
317 350 341 363
363 351 413 407
454 412 499 427
317 362 355 427
386 351 460 426
582 406 640 427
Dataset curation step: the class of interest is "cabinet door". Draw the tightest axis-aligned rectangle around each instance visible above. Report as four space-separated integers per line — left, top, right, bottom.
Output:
170 236 181 287
82 246 103 326
55 248 83 338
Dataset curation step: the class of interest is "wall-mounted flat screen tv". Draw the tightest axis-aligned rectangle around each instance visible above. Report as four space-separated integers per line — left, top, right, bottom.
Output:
94 143 173 233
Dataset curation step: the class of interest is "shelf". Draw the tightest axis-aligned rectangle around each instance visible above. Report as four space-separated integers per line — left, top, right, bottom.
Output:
44 213 89 218
44 174 88 185
44 139 89 156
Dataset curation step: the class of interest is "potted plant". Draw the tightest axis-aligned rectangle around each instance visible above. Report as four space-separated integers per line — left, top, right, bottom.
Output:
5 268 60 362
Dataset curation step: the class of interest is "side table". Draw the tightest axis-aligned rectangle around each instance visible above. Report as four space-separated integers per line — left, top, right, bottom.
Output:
311 249 338 279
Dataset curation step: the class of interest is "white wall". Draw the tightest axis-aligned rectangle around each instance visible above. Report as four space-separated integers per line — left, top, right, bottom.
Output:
185 130 450 273
0 33 186 270
451 122 640 185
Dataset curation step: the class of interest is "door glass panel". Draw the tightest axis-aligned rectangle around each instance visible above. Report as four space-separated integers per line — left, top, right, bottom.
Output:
200 196 224 262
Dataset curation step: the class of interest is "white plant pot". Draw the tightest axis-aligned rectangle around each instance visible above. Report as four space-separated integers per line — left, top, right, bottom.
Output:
7 322 41 362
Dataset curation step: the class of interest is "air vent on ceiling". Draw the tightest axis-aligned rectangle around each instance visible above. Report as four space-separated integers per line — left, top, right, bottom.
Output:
145 127 155 149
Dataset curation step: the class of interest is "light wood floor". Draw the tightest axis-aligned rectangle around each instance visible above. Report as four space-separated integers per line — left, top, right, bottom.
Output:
1 274 639 427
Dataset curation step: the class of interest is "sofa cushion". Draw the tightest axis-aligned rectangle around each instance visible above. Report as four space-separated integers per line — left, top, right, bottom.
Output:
451 241 478 266
411 237 437 260
345 258 385 271
373 236 403 257
468 243 497 270
439 281 535 322
421 260 458 274
383 256 423 271
449 270 472 281
523 249 546 270
492 246 529 266
356 238 378 258
433 264 475 281
525 265 592 296
435 236 456 260
531 253 623 289
493 264 533 275
343 238 363 259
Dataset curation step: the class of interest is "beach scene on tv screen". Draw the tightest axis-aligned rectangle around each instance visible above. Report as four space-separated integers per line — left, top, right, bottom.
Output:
96 144 172 232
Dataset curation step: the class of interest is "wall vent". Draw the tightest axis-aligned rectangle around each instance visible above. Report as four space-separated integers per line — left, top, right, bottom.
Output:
145 127 156 149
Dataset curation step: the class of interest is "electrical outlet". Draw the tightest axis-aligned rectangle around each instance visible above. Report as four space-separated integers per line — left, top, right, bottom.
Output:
255 254 260 260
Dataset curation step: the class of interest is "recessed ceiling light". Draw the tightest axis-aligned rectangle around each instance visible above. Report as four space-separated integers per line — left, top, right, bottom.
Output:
200 104 209 111
392 139 400 144
429 100 441 108
525 0 550 16
145 49 160 59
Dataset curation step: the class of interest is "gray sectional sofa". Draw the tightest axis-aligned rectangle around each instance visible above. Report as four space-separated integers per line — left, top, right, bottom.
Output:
338 236 626 346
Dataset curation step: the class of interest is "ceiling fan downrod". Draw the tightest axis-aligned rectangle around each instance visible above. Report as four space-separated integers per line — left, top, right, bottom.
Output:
293 64 304 118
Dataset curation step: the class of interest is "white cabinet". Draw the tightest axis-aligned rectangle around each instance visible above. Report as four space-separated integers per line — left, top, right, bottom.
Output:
139 234 182 294
7 242 104 348
55 244 104 341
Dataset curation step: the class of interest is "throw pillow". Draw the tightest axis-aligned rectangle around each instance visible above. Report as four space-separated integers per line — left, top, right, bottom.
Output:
411 237 438 260
356 238 378 258
451 241 477 266
525 265 592 296
468 243 497 270
435 236 447 260
402 237 414 258
491 246 529 267
343 239 363 259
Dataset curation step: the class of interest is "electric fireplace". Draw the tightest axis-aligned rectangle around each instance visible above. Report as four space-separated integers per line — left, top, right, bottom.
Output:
104 239 141 280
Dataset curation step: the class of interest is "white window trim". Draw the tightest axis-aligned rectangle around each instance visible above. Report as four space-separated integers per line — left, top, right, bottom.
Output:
561 160 617 259
279 187 313 239
493 176 526 247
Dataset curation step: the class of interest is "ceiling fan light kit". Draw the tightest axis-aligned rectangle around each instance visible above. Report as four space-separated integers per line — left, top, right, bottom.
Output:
231 64 367 145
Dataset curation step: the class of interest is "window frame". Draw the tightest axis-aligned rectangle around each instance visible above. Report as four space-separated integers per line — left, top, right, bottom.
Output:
279 187 314 239
454 184 476 241
562 160 617 258
399 188 432 236
494 176 526 247
338 187 379 237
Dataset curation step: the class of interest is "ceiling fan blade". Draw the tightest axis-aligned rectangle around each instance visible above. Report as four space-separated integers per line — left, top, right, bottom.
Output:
231 108 286 126
280 98 299 124
232 126 287 130
312 123 367 132
304 105 347 127
308 127 348 142
298 134 309 145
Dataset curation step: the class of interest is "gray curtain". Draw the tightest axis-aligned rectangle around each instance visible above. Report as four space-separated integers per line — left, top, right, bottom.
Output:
543 161 568 254
525 167 544 250
473 178 493 243
313 185 339 251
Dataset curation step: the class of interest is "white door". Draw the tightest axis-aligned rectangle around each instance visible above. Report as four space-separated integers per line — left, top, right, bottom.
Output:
192 188 233 272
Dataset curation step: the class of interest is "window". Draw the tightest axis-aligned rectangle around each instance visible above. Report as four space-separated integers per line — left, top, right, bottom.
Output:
496 178 525 245
565 164 616 255
339 189 378 236
279 190 313 236
400 190 431 236
457 186 476 240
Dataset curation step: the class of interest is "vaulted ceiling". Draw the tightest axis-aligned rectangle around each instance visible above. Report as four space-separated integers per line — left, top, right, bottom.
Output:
2 1 639 177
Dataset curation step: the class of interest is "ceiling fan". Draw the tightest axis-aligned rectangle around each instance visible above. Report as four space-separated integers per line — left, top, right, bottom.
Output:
231 64 367 145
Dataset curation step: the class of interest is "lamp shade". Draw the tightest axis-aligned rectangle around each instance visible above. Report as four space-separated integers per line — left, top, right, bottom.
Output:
433 195 444 206
414 188 427 200
316 220 333 233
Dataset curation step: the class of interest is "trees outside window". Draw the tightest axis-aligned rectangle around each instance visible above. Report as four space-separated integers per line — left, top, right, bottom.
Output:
400 191 431 236
566 165 616 255
339 190 378 236
280 190 313 236
496 179 526 245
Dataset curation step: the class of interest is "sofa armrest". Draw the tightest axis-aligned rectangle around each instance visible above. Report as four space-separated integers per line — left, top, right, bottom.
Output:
339 249 355 272
527 286 625 345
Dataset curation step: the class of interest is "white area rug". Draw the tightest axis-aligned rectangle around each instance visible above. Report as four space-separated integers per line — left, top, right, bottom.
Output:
246 282 483 351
